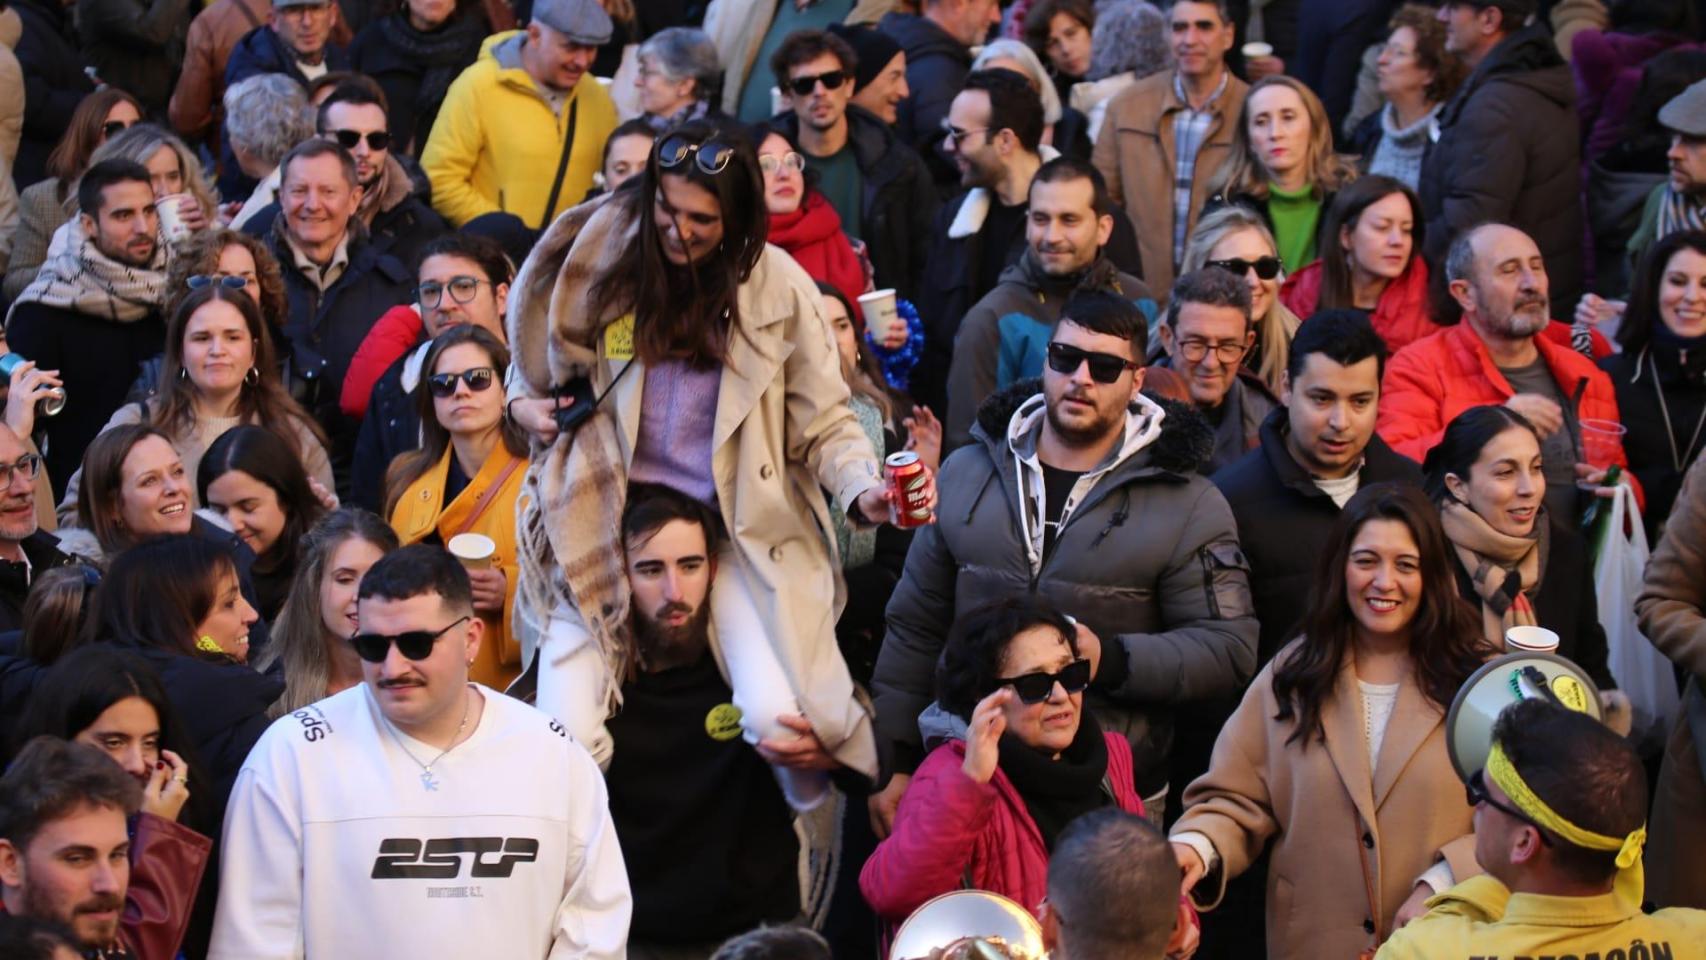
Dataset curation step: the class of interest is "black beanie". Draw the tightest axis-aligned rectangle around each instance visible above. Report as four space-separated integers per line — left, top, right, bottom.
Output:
828 23 904 93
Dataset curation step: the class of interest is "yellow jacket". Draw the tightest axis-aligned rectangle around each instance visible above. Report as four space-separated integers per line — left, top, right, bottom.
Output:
1377 874 1706 960
389 444 527 690
421 31 617 229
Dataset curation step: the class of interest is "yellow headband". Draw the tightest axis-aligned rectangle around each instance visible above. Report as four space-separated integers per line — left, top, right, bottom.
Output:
1485 742 1646 870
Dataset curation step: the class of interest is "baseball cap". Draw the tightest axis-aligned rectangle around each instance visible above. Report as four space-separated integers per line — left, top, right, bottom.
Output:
531 0 613 47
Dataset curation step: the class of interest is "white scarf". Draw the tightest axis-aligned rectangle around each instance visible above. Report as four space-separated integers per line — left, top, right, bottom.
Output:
6 218 167 324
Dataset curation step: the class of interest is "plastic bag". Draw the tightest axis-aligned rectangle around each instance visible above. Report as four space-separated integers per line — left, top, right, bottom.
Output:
1593 483 1682 741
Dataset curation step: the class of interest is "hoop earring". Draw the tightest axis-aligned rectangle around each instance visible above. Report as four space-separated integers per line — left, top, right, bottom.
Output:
244 366 259 386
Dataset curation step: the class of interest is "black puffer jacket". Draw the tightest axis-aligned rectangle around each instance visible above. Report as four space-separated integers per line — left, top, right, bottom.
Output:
873 379 1259 796
1419 22 1582 313
877 11 972 192
11 0 95 188
349 10 487 155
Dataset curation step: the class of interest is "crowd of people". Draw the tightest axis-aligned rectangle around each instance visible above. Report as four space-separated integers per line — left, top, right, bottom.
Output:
1 0 1706 958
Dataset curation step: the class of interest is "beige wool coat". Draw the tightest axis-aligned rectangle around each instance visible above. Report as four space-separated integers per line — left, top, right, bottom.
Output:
1174 645 1480 960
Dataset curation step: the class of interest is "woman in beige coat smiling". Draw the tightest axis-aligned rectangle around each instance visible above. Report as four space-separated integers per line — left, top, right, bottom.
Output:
1170 483 1494 959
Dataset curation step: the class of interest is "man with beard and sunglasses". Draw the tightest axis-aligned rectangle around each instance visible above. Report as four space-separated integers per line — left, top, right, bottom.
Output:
604 483 831 959
872 288 1257 840
210 544 630 960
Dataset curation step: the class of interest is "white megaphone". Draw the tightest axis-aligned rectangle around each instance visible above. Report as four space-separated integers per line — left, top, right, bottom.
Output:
889 891 1047 960
1445 651 1605 782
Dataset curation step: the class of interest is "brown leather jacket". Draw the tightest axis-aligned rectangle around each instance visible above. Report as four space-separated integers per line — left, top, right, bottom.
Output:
168 0 355 143
1090 68 1248 296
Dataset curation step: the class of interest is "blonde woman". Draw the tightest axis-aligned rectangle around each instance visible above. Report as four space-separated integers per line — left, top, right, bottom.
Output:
1179 204 1301 397
1204 76 1358 273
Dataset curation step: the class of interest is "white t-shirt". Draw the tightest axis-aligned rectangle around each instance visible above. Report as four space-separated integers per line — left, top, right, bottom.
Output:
209 684 631 960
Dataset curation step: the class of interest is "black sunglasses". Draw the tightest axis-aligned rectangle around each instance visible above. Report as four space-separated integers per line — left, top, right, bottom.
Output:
998 658 1092 705
331 129 391 151
657 135 735 176
101 119 133 139
426 367 497 398
1206 256 1283 280
351 616 471 663
187 274 249 292
1466 769 1553 846
787 70 847 96
1046 342 1140 384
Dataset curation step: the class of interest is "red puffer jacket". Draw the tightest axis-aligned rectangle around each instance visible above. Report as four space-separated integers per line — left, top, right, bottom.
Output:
1377 320 1641 504
339 303 424 418
1281 255 1441 355
861 731 1145 922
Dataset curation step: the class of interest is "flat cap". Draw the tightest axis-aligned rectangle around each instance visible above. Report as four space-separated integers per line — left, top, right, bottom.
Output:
1661 79 1706 138
532 0 613 46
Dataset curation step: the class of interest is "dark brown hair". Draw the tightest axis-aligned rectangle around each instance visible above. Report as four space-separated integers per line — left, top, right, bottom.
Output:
164 228 291 334
76 424 177 555
1386 3 1468 106
45 89 144 195
0 737 141 853
1271 482 1491 746
1023 0 1095 68
1317 175 1424 310
90 534 239 660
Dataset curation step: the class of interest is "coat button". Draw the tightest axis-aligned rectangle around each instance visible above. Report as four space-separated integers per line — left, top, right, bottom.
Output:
769 545 783 562
419 489 431 501
760 464 774 480
1362 832 1374 849
1363 919 1375 934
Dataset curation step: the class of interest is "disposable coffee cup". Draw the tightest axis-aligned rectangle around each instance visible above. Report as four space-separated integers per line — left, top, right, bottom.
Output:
1504 625 1560 655
1242 41 1274 59
857 289 904 345
156 194 192 243
447 533 496 571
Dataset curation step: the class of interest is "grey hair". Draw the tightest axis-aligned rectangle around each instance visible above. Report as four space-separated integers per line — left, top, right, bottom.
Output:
84 123 222 218
1165 0 1233 21
1445 221 1508 285
223 73 315 169
1089 0 1171 81
1167 264 1254 328
637 27 724 106
974 39 1064 124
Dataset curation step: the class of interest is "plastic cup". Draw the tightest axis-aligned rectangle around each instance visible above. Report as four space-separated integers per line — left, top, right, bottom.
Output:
156 194 192 244
1505 625 1561 655
1578 418 1626 469
857 289 904 346
447 533 496 571
1242 41 1274 59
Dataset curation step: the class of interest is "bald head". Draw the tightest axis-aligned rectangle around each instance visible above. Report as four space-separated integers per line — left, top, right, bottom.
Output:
1446 223 1551 339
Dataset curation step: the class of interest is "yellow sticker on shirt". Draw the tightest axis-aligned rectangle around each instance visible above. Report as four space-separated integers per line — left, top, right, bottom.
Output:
604 313 635 360
705 703 743 741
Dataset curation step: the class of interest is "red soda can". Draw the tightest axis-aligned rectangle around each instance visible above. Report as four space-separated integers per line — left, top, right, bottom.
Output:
885 452 933 528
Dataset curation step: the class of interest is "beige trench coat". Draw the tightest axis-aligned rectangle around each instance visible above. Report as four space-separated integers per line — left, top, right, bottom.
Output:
1174 647 1479 960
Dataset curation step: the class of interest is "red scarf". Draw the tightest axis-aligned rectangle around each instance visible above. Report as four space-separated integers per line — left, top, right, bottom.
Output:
767 192 867 323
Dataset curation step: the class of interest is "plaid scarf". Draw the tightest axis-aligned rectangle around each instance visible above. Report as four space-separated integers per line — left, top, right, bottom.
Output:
6 218 167 325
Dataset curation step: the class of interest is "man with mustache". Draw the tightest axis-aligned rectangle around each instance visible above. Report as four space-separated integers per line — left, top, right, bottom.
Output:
1380 222 1633 522
211 545 630 959
603 482 839 960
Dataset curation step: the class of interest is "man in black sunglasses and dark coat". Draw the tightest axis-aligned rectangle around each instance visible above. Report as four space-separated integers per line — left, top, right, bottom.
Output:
871 288 1258 839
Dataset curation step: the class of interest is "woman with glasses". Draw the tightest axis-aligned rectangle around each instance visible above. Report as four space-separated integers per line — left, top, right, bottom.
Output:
57 283 331 525
4 89 143 301
753 124 870 315
384 325 527 689
1205 76 1359 276
199 426 329 620
257 508 399 717
1170 483 1492 960
1179 205 1302 397
634 27 723 132
860 596 1167 926
1280 175 1440 355
508 119 927 807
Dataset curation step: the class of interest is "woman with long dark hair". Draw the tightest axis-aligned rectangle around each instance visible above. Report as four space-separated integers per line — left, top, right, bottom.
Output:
384 324 528 689
1170 483 1491 959
507 119 930 807
199 426 330 620
1599 230 1706 539
1421 405 1615 690
1280 175 1440 354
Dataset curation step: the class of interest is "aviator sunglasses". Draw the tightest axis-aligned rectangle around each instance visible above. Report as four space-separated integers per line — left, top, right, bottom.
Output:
351 616 471 663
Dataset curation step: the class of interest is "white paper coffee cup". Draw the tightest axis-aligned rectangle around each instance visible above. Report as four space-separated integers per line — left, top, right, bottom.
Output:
1504 625 1560 654
156 194 192 243
857 288 904 344
448 533 496 571
1242 41 1274 59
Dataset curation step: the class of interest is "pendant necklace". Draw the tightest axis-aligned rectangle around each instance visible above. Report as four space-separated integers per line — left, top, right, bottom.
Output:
382 686 472 791
1650 349 1706 473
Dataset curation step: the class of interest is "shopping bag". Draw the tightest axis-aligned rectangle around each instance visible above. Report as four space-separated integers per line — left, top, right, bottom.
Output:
1593 483 1682 741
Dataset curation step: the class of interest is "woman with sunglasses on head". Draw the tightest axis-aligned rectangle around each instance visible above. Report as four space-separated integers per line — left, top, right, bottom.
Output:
508 119 929 808
1204 76 1359 279
861 596 1194 943
57 283 332 526
199 426 330 620
1170 483 1492 959
1178 205 1302 397
257 508 399 717
1280 175 1440 355
384 325 527 690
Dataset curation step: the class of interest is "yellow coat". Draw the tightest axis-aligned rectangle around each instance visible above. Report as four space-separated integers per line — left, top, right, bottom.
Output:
421 31 617 229
390 445 526 690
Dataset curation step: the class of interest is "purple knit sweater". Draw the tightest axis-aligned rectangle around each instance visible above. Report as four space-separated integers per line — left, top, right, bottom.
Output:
628 358 722 504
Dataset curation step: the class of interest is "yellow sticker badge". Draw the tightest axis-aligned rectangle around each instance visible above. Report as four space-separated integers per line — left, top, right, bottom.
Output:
604 313 636 361
1550 675 1591 713
705 703 744 742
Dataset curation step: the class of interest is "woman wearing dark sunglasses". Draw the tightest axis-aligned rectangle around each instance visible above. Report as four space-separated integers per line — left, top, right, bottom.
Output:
1179 204 1301 397
508 119 927 805
1170 483 1493 960
1280 175 1442 355
384 325 528 690
861 596 1175 930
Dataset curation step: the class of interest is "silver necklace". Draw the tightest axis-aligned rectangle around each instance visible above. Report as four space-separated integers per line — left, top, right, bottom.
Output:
1649 349 1706 473
382 687 472 791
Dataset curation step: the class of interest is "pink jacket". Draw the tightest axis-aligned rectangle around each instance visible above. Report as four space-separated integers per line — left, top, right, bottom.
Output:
860 732 1143 922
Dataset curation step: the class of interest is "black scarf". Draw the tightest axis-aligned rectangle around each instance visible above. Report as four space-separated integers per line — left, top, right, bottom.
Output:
995 709 1112 851
376 11 487 122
